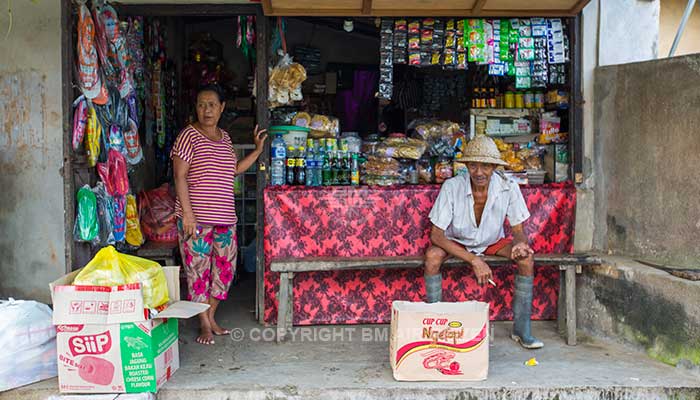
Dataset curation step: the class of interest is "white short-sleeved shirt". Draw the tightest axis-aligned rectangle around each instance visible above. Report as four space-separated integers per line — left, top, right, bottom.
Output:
428 172 530 254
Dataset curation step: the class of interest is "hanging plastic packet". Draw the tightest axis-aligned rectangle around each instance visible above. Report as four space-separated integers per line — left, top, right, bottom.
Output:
379 19 394 99
111 149 130 196
106 123 127 156
90 2 116 85
518 40 535 61
456 53 467 70
124 118 144 165
98 149 130 197
408 51 421 65
547 18 566 64
93 182 115 245
420 50 431 66
77 4 103 99
393 19 408 64
431 19 444 51
126 17 145 87
532 36 549 87
72 96 88 151
516 76 532 89
74 185 99 244
500 20 511 62
125 194 145 247
518 18 532 37
467 19 486 63
85 106 102 167
531 17 547 37
489 63 506 76
113 195 127 243
492 19 501 63
98 3 133 97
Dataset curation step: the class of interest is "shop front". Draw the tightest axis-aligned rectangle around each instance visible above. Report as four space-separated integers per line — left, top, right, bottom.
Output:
62 0 589 328
259 0 588 325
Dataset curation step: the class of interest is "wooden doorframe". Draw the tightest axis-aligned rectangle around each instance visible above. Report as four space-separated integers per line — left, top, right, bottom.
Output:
61 0 75 275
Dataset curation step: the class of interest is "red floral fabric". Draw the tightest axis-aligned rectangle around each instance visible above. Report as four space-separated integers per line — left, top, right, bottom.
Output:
264 183 576 325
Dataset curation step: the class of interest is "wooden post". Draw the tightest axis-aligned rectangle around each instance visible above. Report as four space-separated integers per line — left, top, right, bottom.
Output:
277 272 292 342
558 268 567 336
60 0 75 274
565 265 577 345
255 11 271 324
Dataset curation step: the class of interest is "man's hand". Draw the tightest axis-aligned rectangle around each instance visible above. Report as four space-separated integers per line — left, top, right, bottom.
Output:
511 242 534 261
471 257 493 286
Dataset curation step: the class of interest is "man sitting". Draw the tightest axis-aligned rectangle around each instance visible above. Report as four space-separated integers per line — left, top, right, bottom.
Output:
424 135 543 349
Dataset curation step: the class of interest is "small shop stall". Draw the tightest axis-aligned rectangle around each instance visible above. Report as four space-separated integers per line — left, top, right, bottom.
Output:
261 0 588 325
66 2 266 276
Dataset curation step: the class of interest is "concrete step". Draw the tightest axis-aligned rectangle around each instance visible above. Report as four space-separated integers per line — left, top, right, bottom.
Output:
6 321 699 400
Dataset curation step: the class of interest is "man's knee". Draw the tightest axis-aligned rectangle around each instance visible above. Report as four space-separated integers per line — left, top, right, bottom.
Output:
424 246 447 275
517 254 535 276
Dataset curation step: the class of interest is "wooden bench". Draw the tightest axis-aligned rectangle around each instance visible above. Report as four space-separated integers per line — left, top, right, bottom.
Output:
271 254 601 345
136 241 178 266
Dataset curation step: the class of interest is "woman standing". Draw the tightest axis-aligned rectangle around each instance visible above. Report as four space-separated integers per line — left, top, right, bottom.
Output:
171 84 267 345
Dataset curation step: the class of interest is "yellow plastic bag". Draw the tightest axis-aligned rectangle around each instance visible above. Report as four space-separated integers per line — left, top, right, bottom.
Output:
125 194 145 247
73 246 169 308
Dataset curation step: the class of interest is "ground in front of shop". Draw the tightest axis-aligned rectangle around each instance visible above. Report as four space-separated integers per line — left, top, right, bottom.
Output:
8 274 700 400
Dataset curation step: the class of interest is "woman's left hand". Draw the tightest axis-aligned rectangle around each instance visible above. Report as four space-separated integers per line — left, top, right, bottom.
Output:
253 125 268 152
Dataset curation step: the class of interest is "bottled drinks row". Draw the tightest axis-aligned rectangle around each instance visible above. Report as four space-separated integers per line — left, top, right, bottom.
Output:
471 86 545 109
270 135 360 187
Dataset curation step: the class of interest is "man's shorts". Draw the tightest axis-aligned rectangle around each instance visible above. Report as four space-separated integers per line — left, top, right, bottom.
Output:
482 237 513 256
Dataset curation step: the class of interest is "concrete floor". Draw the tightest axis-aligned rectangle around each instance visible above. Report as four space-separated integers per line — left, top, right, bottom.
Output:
6 274 700 400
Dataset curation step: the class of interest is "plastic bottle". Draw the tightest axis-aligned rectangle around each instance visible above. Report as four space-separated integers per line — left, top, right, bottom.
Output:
305 146 315 186
350 153 360 186
286 146 296 185
322 150 332 186
315 143 325 187
270 133 287 186
295 146 306 186
330 151 339 186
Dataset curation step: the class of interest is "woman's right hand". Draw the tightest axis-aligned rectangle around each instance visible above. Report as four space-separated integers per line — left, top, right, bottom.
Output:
183 211 198 237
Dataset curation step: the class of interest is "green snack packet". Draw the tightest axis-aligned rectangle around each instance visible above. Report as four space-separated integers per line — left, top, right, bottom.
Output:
467 19 484 45
515 61 531 77
507 61 516 76
516 76 532 89
468 44 486 63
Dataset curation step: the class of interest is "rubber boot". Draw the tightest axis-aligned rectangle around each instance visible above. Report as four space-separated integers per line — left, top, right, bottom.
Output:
424 274 442 303
511 274 544 349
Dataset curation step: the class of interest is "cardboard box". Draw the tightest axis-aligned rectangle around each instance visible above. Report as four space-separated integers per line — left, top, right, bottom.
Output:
50 267 207 393
390 301 489 381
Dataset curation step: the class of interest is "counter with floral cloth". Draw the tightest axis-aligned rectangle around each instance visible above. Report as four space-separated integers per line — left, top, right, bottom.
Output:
263 183 576 325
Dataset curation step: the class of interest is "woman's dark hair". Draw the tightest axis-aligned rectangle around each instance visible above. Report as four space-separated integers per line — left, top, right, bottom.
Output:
196 84 225 103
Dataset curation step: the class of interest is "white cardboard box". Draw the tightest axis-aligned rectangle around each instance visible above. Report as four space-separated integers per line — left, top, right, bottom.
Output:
50 267 208 393
390 301 489 381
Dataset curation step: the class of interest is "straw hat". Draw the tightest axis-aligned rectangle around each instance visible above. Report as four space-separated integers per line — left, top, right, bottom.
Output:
458 135 509 166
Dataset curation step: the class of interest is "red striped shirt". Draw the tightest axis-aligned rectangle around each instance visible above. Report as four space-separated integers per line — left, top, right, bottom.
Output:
170 125 238 226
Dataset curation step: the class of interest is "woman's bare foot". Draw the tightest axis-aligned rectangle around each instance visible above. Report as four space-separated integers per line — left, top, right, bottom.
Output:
209 316 231 336
196 327 215 345
196 311 215 345
207 298 231 335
